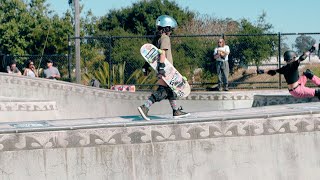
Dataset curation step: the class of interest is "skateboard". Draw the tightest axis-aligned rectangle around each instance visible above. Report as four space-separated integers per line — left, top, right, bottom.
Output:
140 43 191 98
111 85 135 92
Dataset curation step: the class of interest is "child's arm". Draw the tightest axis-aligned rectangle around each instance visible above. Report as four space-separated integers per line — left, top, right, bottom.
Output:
256 68 279 76
157 49 166 77
159 49 166 63
298 44 317 62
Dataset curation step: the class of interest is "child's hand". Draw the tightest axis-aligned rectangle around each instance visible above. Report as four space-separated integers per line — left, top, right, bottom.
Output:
308 43 317 53
267 70 276 76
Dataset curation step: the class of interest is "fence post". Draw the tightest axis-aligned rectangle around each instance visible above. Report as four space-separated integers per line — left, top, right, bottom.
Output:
108 36 113 89
67 35 72 82
278 32 282 89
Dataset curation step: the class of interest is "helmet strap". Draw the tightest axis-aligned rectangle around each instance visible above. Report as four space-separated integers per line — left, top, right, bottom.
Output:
157 26 172 34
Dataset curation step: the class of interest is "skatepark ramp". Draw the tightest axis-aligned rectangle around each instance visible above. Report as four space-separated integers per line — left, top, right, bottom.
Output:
0 72 317 122
1 73 320 179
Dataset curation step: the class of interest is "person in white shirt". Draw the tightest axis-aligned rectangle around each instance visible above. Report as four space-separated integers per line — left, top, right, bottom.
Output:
23 59 38 77
213 38 230 91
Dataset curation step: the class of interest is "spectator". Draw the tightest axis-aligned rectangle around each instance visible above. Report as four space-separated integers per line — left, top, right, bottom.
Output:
213 38 230 91
43 59 60 80
7 59 22 75
23 59 38 77
89 78 100 87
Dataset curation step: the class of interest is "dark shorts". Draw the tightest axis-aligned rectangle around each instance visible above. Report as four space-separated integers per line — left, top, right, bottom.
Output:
151 85 177 102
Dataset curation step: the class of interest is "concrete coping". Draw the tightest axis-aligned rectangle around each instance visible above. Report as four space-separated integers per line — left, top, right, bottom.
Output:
1 101 320 134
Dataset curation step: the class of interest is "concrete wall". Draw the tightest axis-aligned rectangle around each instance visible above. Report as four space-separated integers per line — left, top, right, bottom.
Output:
1 73 318 121
252 94 319 107
0 110 320 180
0 73 255 119
0 98 58 121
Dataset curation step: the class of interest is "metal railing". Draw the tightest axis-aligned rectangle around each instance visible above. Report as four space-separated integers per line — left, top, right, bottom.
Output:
3 32 320 91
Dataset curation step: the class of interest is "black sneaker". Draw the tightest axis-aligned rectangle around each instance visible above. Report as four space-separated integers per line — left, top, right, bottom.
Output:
303 69 314 80
173 106 190 119
137 105 150 121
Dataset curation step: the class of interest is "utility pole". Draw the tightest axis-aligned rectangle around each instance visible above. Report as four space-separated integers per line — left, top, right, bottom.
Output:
74 0 81 83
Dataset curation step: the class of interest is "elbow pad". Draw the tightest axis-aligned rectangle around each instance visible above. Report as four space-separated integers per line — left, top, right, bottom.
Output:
299 54 307 61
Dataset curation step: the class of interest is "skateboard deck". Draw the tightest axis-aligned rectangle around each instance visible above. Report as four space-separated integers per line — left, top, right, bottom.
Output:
140 43 191 98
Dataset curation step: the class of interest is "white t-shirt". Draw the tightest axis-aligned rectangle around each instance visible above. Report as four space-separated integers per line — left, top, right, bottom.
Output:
26 69 36 77
214 45 230 61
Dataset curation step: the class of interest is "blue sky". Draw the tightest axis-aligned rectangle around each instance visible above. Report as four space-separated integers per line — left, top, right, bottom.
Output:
47 0 320 33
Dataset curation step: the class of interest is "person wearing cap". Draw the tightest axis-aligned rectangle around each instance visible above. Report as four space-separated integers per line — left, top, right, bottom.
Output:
6 59 22 75
259 44 320 99
137 15 190 121
43 59 60 80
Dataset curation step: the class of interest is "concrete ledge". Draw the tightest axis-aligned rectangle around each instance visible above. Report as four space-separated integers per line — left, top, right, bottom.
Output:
0 100 58 122
0 102 319 179
0 73 259 119
253 94 319 107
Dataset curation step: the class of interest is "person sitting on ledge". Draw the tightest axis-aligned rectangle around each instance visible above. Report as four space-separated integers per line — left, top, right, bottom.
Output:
43 59 60 80
258 44 320 99
23 59 38 78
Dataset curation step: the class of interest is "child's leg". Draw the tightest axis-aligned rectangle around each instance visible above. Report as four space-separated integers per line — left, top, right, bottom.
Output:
143 98 154 109
289 85 315 98
303 69 320 86
298 75 308 86
169 99 178 110
310 75 320 86
143 86 167 108
166 87 178 110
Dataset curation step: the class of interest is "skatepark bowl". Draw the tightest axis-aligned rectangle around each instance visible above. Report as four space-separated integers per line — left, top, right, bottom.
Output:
0 72 320 180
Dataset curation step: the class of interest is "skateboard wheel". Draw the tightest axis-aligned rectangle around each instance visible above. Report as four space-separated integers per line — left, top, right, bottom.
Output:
158 49 163 54
183 76 187 81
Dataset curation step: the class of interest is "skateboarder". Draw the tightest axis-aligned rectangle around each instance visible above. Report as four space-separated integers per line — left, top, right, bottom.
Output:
261 44 320 99
138 15 190 120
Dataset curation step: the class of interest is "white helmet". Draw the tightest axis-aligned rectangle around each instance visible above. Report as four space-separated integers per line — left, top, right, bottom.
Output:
156 15 177 29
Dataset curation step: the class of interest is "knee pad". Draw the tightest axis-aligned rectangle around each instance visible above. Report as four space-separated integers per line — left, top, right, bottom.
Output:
151 89 167 102
303 69 314 80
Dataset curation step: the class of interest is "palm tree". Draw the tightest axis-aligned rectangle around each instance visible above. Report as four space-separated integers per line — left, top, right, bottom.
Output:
83 61 158 89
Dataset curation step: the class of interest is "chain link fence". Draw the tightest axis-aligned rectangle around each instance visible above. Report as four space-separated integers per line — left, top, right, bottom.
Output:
69 32 320 91
3 32 319 91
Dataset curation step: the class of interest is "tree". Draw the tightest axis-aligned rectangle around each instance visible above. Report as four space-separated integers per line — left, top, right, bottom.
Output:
0 0 31 54
229 12 276 69
81 0 196 84
0 0 73 55
295 35 316 54
180 14 239 34
97 0 194 35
